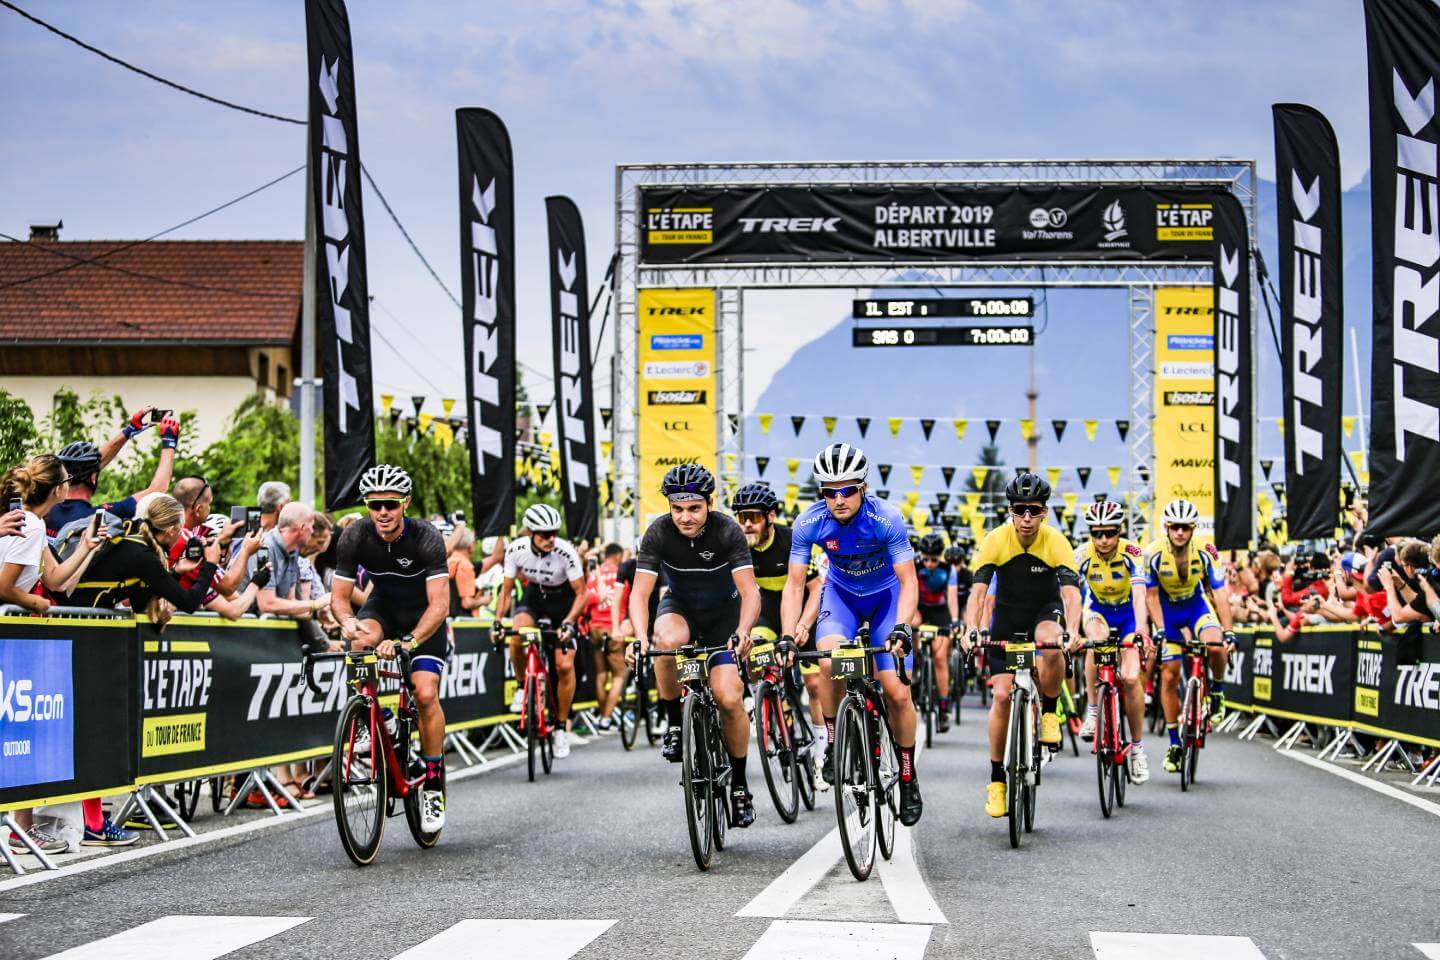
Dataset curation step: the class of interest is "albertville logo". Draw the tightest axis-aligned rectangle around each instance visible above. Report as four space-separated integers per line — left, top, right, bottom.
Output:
554 246 591 500
315 57 361 430
1287 169 1326 474
1388 69 1440 460
739 217 839 233
1215 243 1243 498
467 177 504 470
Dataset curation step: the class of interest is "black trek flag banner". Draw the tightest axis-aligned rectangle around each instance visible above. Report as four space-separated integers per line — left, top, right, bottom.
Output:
546 196 599 541
457 109 517 536
1364 0 1440 538
1273 103 1344 540
305 0 375 508
1212 192 1254 549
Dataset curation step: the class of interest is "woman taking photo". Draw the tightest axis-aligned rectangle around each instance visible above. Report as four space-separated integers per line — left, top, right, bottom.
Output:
0 454 104 613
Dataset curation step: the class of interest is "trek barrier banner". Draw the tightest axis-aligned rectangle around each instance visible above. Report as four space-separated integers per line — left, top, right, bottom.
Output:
457 108 518 537
1211 191 1253 550
1352 629 1440 748
1364 0 1440 538
0 619 137 813
1273 103 1344 540
546 196 601 542
1253 626 1355 728
305 0 376 509
1223 630 1256 713
638 184 1225 264
636 288 718 523
1151 286 1216 537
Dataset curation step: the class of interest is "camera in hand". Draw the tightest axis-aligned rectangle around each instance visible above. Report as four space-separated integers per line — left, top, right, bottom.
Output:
149 408 173 424
245 506 261 536
6 497 21 515
184 536 205 562
451 510 465 524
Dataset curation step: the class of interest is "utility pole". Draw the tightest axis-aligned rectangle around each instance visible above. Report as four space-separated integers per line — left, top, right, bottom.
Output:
1026 340 1038 473
299 123 317 507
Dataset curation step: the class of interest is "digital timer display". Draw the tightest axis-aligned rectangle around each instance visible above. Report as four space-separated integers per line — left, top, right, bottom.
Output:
853 297 1035 319
852 326 1034 347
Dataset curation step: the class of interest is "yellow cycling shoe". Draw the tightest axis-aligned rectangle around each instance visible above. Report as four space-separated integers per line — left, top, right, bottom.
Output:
985 781 1007 818
1040 712 1062 746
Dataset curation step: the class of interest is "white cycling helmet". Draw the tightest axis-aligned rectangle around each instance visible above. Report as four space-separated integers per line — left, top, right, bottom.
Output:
522 502 563 533
812 442 869 484
358 463 412 496
1083 499 1127 528
203 513 231 536
1161 498 1200 526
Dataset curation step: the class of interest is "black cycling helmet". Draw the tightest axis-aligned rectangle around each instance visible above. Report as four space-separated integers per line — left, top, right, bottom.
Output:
58 441 102 485
1005 471 1051 504
944 544 967 565
729 482 779 514
917 532 946 556
661 463 715 500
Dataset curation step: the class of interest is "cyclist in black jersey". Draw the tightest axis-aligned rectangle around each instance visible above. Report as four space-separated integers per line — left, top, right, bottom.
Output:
628 464 762 826
331 464 451 832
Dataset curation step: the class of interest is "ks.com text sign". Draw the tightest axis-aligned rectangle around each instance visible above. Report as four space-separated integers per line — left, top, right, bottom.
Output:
0 638 74 789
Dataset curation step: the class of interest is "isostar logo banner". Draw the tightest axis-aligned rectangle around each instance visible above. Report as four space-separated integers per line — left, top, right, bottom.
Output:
546 195 600 541
1363 0 1440 538
638 185 1221 265
1164 390 1216 406
0 639 73 789
1212 192 1254 549
457 109 517 536
1152 287 1217 536
638 289 717 522
1273 102 1344 539
304 0 375 508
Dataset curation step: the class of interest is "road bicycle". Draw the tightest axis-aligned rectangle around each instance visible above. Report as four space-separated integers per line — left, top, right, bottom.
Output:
619 638 661 751
1174 636 1230 791
494 620 565 782
646 643 737 871
1084 632 1140 818
799 628 910 881
304 647 440 866
745 637 816 823
912 625 939 748
972 631 1065 849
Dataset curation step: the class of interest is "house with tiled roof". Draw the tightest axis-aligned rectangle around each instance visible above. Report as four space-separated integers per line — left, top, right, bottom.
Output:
0 227 303 446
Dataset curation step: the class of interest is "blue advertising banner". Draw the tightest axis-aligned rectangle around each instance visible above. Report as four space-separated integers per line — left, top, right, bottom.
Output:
0 638 74 789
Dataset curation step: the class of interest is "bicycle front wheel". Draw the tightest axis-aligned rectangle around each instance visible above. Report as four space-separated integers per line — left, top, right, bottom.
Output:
681 694 714 871
874 706 898 862
1024 698 1039 833
1005 690 1025 849
757 681 799 824
333 696 386 866
526 677 540 782
619 672 639 751
1095 686 1113 819
834 697 876 880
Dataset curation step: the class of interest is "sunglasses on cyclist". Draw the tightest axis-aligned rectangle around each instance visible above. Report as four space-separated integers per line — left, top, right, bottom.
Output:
921 554 941 563
1167 523 1195 532
736 510 767 524
820 485 863 500
1091 527 1120 538
365 498 404 512
1010 504 1047 518
533 530 557 540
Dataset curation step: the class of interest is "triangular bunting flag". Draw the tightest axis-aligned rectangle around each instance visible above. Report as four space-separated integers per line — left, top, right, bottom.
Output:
388 408 402 427
1116 420 1130 441
823 415 838 437
888 417 903 438
986 420 1001 443
1107 466 1122 488
1260 459 1274 480
1349 450 1364 470
953 419 968 441
965 491 982 511
785 483 800 511
600 441 613 462
920 418 936 440
600 407 613 428
941 466 956 487
1271 481 1287 498
856 416 871 437
876 489 890 499
910 465 924 486
941 514 957 533
1052 419 1067 442
935 492 950 511
1020 419 1034 441
419 412 434 434
1136 464 1150 484
539 430 554 448
791 415 806 436
1063 491 1078 515
1342 416 1356 438
787 458 801 480
728 413 740 435
1076 466 1091 488
538 403 553 423
878 464 893 484
1276 417 1285 436
411 396 425 416
971 466 989 488
755 456 771 477
1083 419 1098 442
1046 466 1061 488
759 414 774 435
904 491 919 509
380 393 395 414
441 397 456 419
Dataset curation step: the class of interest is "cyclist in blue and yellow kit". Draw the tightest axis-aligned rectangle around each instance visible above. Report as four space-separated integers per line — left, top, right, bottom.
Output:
1145 498 1235 775
780 442 923 826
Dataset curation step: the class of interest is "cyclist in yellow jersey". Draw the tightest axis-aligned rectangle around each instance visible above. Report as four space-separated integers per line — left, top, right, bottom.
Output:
1145 498 1235 775
961 473 1082 818
1072 498 1152 784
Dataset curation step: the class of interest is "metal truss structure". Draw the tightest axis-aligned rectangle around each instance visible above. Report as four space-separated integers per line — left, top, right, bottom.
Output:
611 159 1256 544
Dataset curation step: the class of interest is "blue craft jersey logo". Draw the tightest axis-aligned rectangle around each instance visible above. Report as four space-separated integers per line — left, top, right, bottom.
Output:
0 639 74 789
650 334 704 351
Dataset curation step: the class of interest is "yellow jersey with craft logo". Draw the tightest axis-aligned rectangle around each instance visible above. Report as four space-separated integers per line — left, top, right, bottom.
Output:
1144 539 1224 602
1076 538 1145 607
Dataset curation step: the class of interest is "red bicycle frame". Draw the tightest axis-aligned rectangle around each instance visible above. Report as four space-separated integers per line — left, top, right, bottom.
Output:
518 629 555 742
343 657 424 802
1090 637 1137 767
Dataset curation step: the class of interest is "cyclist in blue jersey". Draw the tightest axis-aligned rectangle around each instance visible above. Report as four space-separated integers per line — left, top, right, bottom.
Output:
780 442 923 826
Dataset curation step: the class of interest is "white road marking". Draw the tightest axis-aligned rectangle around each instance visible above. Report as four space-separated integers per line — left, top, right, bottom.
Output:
1090 932 1268 959
875 825 947 924
390 919 617 959
1278 750 1440 819
36 914 310 960
735 827 842 918
0 912 25 924
1413 945 1440 959
0 750 528 893
742 919 932 960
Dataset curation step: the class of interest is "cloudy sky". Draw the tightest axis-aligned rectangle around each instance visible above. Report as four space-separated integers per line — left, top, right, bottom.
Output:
1 0 1372 411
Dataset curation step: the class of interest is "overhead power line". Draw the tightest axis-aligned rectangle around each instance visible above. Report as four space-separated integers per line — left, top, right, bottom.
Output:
0 0 304 125
360 166 460 309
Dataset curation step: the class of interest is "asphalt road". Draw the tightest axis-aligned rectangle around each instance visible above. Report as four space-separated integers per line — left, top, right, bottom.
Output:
2 696 1439 960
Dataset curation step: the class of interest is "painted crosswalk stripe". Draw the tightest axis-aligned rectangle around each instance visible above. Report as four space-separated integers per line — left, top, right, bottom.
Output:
37 915 310 960
0 913 25 924
1413 945 1440 959
875 825 947 924
736 827 842 918
1090 932 1268 959
390 919 617 959
743 920 932 960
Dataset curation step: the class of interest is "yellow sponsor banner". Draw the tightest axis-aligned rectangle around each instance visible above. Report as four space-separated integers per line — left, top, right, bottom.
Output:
1354 686 1380 718
645 207 715 245
1152 287 1216 538
638 288 718 523
142 712 207 757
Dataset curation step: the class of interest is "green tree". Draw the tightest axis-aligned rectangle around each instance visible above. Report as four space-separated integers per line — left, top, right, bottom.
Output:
0 390 38 468
190 395 303 509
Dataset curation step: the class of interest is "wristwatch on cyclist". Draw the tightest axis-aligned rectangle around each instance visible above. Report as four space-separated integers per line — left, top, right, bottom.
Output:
399 634 416 653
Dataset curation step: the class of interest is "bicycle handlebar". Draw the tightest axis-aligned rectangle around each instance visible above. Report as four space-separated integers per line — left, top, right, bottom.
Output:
303 646 413 697
794 642 912 687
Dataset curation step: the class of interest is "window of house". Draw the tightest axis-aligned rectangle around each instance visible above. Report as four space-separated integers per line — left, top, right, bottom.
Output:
257 353 270 394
